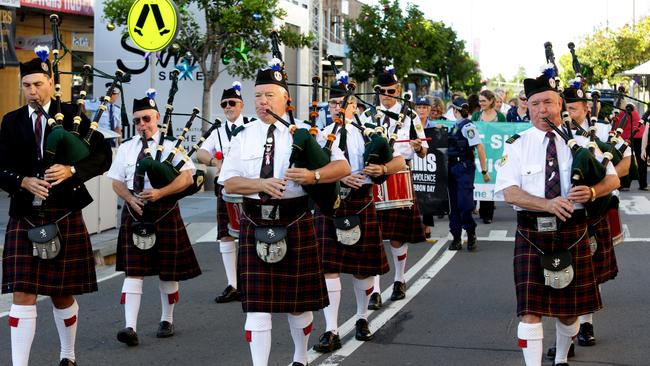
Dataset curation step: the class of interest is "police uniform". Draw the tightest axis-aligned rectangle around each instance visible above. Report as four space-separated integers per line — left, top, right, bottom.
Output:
494 73 617 366
107 95 201 347
447 108 483 250
363 66 428 306
201 82 253 303
1 56 111 366
218 65 347 366
97 82 122 147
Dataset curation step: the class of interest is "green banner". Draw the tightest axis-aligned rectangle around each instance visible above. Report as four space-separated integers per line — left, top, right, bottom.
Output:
434 120 531 201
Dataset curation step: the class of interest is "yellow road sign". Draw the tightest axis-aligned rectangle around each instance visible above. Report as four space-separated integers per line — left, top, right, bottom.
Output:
127 0 179 52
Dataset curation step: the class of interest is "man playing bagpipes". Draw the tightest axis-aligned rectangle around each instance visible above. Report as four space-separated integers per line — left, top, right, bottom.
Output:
1 53 111 365
218 63 350 366
494 71 620 366
107 93 201 347
312 77 406 353
198 81 253 304
362 65 428 309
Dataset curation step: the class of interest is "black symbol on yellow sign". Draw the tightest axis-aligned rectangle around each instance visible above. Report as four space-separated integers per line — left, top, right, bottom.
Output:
133 3 170 37
127 0 179 52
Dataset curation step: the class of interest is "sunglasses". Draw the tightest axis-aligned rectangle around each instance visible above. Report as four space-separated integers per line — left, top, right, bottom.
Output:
221 100 240 108
328 100 342 107
519 97 528 102
132 115 152 124
379 88 397 95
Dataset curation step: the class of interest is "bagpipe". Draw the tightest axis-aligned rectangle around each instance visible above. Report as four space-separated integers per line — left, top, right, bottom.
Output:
266 31 340 215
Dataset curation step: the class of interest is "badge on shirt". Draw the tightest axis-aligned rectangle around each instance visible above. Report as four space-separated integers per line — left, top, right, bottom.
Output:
467 128 475 139
498 154 508 167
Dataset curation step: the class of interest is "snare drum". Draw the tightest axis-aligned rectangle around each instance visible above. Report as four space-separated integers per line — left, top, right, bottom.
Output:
222 189 243 238
372 169 414 211
607 207 624 246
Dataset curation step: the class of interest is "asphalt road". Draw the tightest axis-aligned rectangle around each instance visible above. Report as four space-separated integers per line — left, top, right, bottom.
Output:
1 193 649 366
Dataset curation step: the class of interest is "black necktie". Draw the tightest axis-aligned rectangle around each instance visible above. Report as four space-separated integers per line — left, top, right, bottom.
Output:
545 132 561 199
109 104 115 130
259 124 276 202
339 125 349 161
225 122 233 141
34 111 43 160
133 138 153 193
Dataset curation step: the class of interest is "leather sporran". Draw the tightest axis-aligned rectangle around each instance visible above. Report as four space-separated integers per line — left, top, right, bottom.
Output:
254 226 288 263
333 215 361 246
27 223 61 260
540 250 574 289
132 222 157 250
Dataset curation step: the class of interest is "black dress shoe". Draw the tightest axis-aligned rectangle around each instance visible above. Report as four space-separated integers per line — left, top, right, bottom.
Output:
312 331 341 353
368 292 382 310
214 285 241 303
117 327 139 346
156 321 175 338
577 322 596 346
355 319 374 341
59 359 77 366
552 363 569 366
467 232 477 251
390 281 406 301
291 363 306 366
482 218 492 224
546 342 575 359
448 238 462 251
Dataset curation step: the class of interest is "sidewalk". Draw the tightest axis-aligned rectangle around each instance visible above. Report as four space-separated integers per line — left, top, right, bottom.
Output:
0 191 217 263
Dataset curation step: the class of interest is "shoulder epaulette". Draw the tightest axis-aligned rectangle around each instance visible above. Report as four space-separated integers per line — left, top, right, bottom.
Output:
243 116 256 124
506 134 520 144
164 135 176 142
232 124 248 137
596 120 609 125
122 136 134 143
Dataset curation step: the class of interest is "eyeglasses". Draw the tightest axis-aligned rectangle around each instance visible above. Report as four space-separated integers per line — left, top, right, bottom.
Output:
221 100 240 108
379 88 397 95
519 97 528 102
132 115 152 124
328 101 342 107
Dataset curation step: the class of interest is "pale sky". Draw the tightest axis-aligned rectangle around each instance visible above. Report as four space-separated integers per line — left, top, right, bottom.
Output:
361 0 650 79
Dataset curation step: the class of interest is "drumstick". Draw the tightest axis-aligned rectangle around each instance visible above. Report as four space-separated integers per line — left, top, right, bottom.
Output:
393 137 432 143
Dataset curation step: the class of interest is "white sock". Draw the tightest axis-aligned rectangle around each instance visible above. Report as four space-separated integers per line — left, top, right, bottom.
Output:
121 278 143 331
391 244 408 283
287 312 313 365
159 280 179 323
9 304 37 366
517 322 543 366
220 240 238 289
555 318 580 364
579 313 593 324
372 275 381 294
323 277 341 333
245 312 272 366
353 277 374 320
52 300 79 362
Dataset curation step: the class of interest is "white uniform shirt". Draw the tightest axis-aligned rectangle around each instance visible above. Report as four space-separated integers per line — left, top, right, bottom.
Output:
494 126 616 211
97 102 122 131
322 122 401 184
201 114 246 159
218 116 345 199
107 130 196 190
363 102 429 160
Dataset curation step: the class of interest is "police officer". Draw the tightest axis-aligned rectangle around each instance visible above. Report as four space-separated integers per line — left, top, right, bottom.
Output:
97 82 122 147
444 97 489 251
364 65 429 308
1 54 111 366
197 81 251 303
494 72 619 366
218 62 350 366
107 93 202 347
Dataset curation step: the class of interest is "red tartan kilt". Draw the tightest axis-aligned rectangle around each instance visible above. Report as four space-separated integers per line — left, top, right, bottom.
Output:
376 190 426 244
116 201 201 281
314 190 389 277
589 216 618 284
215 183 231 239
2 208 97 296
514 218 602 318
238 206 328 313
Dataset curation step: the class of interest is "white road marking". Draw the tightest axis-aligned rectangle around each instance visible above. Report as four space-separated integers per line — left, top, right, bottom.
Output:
297 240 449 366
195 226 218 243
317 246 458 366
619 195 650 215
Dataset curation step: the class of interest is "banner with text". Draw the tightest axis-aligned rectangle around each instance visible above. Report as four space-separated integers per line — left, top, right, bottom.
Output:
411 127 449 216
0 7 18 67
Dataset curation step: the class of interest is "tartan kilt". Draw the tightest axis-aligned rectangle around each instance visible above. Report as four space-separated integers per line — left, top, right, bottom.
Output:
2 208 97 296
376 191 426 244
116 201 201 281
314 187 390 277
589 216 618 284
514 215 602 318
238 197 328 313
215 183 231 239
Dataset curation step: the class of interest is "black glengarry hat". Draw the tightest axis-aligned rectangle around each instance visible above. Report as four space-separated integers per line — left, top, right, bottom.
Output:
255 58 288 91
377 65 399 87
523 64 559 99
562 79 588 103
133 89 158 113
20 46 52 78
221 81 243 101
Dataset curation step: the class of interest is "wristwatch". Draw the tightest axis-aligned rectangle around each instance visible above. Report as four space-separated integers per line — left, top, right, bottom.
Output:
382 165 388 175
314 170 321 184
70 166 77 175
590 187 597 202
481 169 488 175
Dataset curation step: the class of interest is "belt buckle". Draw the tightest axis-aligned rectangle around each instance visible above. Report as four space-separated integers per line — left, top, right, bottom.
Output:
261 205 279 220
536 217 557 232
339 187 351 200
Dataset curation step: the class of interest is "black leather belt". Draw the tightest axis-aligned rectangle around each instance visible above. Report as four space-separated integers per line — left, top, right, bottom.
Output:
517 209 586 229
243 196 309 220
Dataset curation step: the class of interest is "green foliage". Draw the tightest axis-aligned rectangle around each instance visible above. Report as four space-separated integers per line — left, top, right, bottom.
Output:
344 0 481 94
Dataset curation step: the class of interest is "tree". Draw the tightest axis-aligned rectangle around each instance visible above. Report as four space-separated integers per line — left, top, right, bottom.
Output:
103 0 313 129
344 0 481 95
509 66 527 85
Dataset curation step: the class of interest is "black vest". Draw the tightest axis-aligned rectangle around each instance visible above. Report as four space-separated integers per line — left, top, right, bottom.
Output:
447 119 475 160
